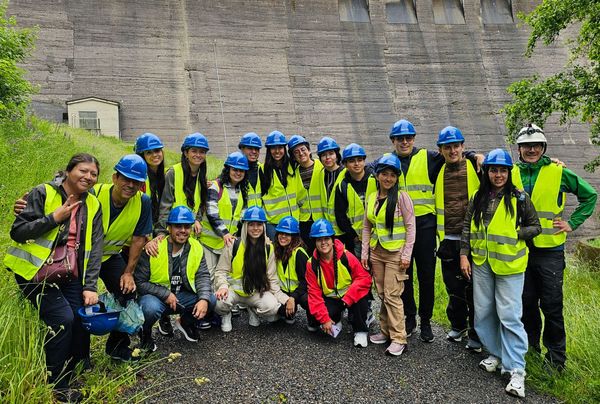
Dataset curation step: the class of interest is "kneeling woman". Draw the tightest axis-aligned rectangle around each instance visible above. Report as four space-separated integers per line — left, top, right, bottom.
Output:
273 216 313 325
214 206 288 332
305 219 372 348
460 149 540 399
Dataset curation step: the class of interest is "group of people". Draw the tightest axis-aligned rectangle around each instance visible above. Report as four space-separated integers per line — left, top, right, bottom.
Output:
5 120 596 402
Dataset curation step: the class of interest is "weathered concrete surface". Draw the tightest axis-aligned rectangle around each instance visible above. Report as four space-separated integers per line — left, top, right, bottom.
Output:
8 0 599 236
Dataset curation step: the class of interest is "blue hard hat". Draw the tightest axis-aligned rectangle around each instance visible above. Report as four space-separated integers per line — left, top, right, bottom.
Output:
389 119 416 138
238 132 263 149
242 206 267 222
317 137 340 155
310 219 335 238
167 206 195 224
265 131 287 147
78 303 121 336
224 151 249 171
484 148 513 168
181 132 210 152
134 133 164 154
287 135 309 151
342 143 367 162
275 216 300 234
437 126 465 146
114 154 148 182
376 153 401 174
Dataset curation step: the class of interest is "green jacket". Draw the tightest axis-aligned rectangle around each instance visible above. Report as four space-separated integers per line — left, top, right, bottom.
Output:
516 156 597 231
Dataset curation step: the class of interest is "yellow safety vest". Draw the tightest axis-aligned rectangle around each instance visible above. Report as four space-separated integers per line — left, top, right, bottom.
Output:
144 166 168 197
469 196 528 275
199 181 243 250
323 168 348 235
339 174 377 239
149 237 203 293
311 252 352 298
512 164 566 248
261 165 301 224
229 241 272 297
4 184 99 282
365 192 407 251
247 162 263 208
299 159 324 221
173 163 201 214
94 184 141 262
400 149 435 217
277 247 308 293
434 160 480 241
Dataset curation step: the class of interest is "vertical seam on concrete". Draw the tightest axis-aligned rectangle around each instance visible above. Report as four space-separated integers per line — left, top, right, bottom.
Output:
179 0 192 134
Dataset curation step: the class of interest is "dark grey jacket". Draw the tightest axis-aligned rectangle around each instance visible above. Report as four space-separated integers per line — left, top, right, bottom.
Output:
134 240 212 302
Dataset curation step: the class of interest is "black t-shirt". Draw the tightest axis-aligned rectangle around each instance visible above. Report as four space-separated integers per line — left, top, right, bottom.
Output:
170 249 183 294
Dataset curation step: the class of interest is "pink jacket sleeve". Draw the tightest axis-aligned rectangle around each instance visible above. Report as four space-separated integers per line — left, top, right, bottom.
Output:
398 191 415 262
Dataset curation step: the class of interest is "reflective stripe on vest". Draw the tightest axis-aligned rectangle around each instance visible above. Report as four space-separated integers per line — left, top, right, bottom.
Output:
300 159 324 221
366 192 406 251
399 149 435 216
173 163 201 214
312 252 352 298
434 160 480 241
95 184 142 262
261 166 300 224
469 196 528 275
199 181 243 250
342 175 377 238
277 247 308 293
229 242 271 297
4 184 99 282
513 164 566 248
149 237 203 293
323 168 347 235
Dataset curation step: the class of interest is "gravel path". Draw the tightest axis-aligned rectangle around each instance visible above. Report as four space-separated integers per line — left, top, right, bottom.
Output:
127 308 557 403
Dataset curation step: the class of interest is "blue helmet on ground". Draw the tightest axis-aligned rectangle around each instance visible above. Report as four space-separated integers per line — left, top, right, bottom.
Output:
78 303 121 336
317 137 340 155
134 132 164 154
238 132 263 149
375 153 401 174
265 131 287 147
437 126 465 146
114 154 148 182
167 206 195 225
484 148 513 167
181 132 210 152
275 216 300 234
342 143 367 162
287 135 309 151
242 206 267 222
224 151 249 171
389 119 416 138
310 219 335 238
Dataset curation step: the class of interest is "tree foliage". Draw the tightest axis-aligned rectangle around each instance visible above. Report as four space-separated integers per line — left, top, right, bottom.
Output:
0 0 37 121
502 0 600 172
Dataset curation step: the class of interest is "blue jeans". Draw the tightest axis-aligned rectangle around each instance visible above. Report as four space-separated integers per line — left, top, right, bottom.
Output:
139 290 216 330
473 260 528 373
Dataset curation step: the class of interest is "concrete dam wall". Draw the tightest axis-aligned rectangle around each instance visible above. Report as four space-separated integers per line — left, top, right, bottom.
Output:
8 0 599 235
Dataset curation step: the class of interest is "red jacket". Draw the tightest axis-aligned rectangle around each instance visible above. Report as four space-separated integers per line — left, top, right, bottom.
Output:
305 239 372 324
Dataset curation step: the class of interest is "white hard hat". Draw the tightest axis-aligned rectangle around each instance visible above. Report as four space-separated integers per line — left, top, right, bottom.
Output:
516 124 547 144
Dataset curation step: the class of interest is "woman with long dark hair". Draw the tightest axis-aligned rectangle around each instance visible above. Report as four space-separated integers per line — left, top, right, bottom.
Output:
213 206 288 332
361 153 415 356
4 153 104 402
460 149 540 399
134 132 166 225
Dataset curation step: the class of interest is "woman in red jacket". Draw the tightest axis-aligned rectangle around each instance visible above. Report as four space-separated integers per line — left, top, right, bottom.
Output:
305 219 372 347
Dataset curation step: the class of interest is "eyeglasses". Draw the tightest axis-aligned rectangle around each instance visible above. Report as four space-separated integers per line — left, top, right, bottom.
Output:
519 143 544 151
395 136 415 143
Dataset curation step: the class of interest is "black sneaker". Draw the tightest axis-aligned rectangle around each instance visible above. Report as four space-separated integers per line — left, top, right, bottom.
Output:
405 316 417 337
158 315 174 337
420 321 434 343
175 318 200 342
140 329 157 353
107 345 140 362
54 388 83 403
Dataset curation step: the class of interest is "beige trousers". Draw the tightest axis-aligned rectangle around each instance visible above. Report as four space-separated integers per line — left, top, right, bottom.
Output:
202 246 220 287
215 287 280 317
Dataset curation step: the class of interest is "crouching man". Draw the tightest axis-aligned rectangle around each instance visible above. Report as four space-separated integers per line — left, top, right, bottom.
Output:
135 206 216 351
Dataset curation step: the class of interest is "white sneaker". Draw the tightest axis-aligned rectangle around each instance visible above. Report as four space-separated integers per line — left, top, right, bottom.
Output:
354 331 368 348
446 328 467 342
479 355 501 373
505 370 526 398
248 308 260 327
221 312 232 333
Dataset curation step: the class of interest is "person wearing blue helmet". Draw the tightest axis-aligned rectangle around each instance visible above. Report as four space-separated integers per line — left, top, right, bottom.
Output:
238 132 263 208
305 219 373 348
434 126 483 351
460 149 540 398
261 131 305 240
134 132 166 225
315 136 346 237
272 216 313 326
214 206 288 332
5 153 104 402
135 206 216 350
368 119 484 343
